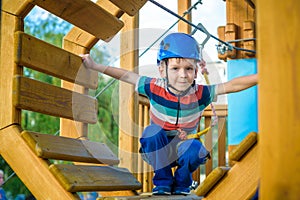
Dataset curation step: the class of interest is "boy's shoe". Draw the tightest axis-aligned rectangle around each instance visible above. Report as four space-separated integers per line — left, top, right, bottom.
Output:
152 186 172 195
173 187 191 195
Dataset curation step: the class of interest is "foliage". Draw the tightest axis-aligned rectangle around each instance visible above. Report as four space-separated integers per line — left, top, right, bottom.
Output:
1 7 119 199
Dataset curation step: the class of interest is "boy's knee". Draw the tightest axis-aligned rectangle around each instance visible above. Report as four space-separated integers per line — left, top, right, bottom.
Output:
141 124 164 138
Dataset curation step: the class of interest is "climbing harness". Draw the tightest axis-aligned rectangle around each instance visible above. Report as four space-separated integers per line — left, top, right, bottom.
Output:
148 0 256 55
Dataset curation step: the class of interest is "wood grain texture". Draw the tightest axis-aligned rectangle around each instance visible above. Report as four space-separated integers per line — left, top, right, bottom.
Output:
49 164 142 192
13 76 98 123
21 131 119 165
32 0 124 40
15 31 98 89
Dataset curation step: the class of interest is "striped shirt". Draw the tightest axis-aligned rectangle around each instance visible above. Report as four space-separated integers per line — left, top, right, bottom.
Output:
136 76 217 134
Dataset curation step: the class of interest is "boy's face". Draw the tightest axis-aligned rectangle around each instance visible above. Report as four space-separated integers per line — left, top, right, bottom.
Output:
159 58 198 94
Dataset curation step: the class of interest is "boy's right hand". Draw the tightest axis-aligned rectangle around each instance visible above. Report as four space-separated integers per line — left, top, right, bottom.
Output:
80 54 97 70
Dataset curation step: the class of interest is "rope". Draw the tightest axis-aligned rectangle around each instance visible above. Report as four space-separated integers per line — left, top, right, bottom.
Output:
148 0 256 54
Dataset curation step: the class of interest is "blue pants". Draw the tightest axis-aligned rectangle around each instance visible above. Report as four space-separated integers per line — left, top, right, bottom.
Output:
140 124 210 188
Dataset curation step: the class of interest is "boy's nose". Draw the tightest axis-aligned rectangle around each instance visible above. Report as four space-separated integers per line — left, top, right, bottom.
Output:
179 69 187 77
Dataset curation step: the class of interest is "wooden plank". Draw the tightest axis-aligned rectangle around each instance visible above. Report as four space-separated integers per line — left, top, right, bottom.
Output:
202 144 259 200
229 132 257 162
21 131 119 165
60 40 89 139
202 104 228 117
194 167 230 197
2 0 34 17
217 117 226 166
49 164 142 192
0 12 22 129
118 14 139 172
15 31 98 89
0 125 78 199
31 0 124 40
109 0 147 16
177 0 191 33
63 0 124 49
13 75 98 124
257 1 300 199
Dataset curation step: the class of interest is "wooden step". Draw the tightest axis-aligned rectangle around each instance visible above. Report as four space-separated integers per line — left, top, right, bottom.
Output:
32 0 124 40
15 31 98 89
49 164 142 192
194 167 230 197
21 131 119 165
109 0 147 16
229 132 257 162
13 75 98 124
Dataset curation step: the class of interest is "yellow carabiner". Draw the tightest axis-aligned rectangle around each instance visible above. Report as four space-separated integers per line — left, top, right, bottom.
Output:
187 126 211 139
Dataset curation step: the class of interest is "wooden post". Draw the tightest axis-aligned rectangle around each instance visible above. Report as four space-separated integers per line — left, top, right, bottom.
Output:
0 9 23 128
177 0 191 34
257 1 300 199
118 14 139 173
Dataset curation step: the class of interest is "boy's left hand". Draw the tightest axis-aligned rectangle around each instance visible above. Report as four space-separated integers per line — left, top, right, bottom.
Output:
198 60 209 75
177 128 187 140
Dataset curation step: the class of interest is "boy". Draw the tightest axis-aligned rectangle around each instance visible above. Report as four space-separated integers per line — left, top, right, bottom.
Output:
81 32 257 195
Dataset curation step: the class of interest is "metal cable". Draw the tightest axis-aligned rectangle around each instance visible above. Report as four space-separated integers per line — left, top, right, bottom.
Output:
148 0 256 54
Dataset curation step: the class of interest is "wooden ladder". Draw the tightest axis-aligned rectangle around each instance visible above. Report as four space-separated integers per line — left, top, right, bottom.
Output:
0 0 147 199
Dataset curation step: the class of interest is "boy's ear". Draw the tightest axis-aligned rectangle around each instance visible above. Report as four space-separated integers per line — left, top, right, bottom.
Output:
194 67 198 79
159 66 166 78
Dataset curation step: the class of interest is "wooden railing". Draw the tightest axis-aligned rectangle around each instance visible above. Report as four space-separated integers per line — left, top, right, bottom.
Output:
137 95 228 192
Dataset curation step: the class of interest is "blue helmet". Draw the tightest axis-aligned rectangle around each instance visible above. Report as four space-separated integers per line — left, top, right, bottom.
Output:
157 32 200 64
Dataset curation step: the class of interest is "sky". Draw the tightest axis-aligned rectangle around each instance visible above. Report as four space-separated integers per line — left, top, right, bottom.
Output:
139 0 226 63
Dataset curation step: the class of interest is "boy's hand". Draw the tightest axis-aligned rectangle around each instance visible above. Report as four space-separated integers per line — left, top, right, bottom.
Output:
198 60 209 75
80 54 97 70
177 128 187 140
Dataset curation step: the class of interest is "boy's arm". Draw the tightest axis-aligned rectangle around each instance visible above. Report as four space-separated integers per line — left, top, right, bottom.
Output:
81 54 140 85
216 74 258 95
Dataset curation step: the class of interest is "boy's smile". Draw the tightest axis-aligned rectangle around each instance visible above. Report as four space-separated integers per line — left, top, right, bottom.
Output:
160 58 198 94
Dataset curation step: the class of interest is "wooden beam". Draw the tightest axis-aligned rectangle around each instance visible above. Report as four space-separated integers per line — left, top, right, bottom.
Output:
0 125 78 199
2 0 34 17
109 0 147 16
13 76 98 124
63 0 124 49
257 1 300 199
0 12 22 129
50 164 142 192
32 0 124 40
177 0 191 33
15 31 98 89
21 131 119 165
225 0 255 59
118 14 139 173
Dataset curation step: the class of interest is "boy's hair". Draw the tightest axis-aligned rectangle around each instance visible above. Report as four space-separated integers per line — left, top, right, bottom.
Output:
159 58 198 68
